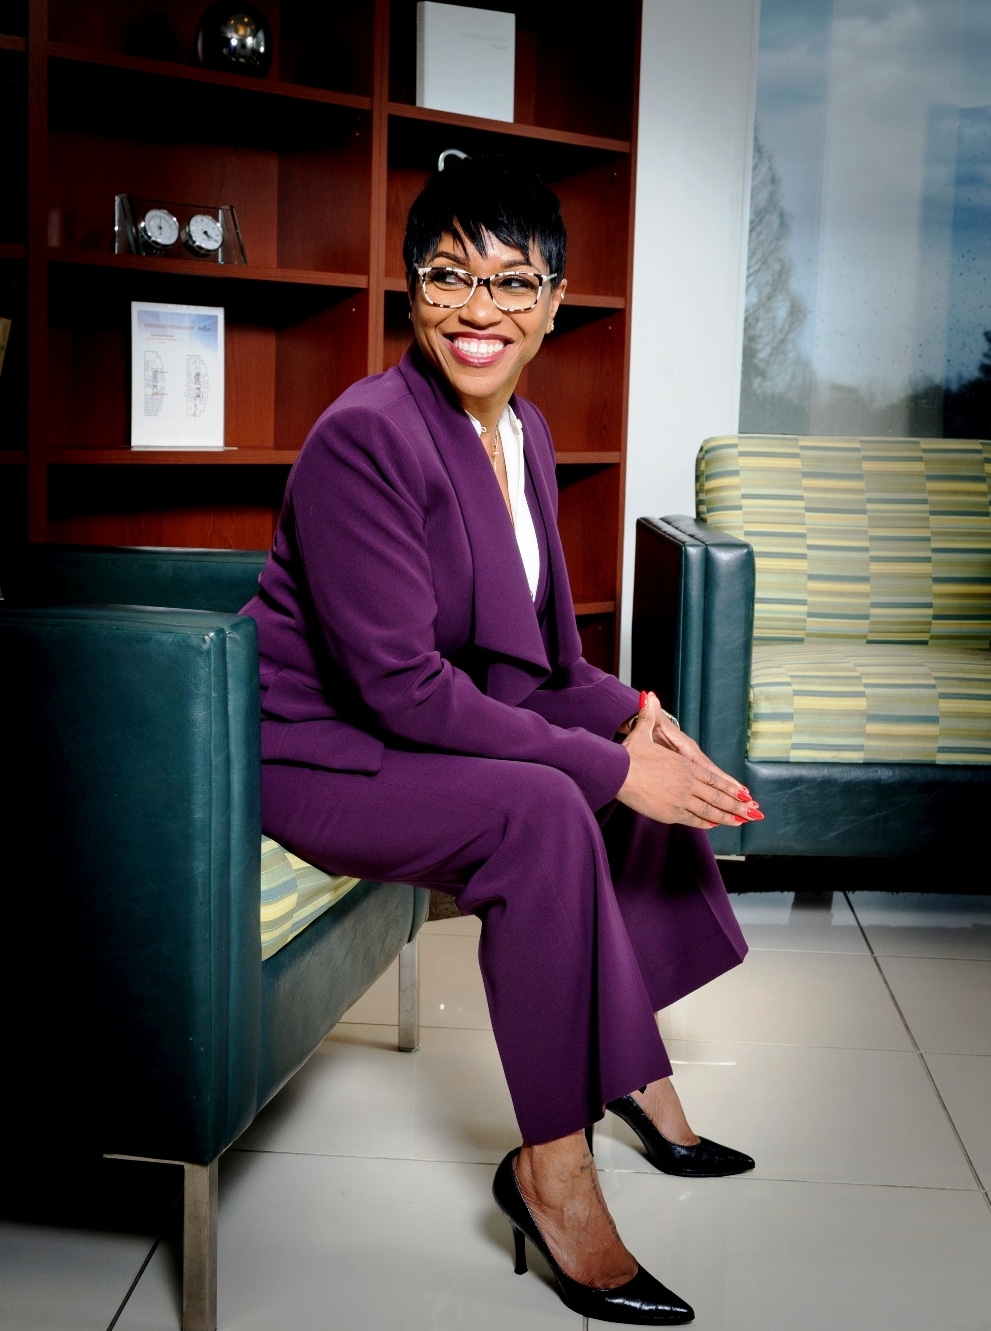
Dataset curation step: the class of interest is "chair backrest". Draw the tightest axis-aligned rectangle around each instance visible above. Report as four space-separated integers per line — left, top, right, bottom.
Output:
0 544 267 614
696 435 991 647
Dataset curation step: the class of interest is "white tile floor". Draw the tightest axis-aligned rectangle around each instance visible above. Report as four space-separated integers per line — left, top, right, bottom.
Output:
3 890 991 1331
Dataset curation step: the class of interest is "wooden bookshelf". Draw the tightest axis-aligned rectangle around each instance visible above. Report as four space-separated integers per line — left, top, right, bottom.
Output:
10 0 641 669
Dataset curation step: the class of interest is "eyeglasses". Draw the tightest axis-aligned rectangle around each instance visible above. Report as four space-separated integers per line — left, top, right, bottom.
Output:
415 265 557 312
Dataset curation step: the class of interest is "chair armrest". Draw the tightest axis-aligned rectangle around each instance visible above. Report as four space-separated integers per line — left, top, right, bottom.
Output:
632 515 755 781
0 603 262 1164
0 542 267 614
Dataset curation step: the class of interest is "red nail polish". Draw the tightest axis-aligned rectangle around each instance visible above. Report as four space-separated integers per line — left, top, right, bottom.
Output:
748 810 765 821
738 788 751 799
733 816 747 824
639 690 648 710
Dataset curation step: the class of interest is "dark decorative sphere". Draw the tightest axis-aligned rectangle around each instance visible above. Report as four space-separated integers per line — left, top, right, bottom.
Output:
196 4 273 77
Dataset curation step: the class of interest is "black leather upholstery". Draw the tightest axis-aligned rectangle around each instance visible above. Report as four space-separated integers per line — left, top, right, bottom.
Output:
0 544 429 1165
0 542 267 612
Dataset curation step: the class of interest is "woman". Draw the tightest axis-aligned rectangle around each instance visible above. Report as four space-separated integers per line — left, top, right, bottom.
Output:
242 154 760 1325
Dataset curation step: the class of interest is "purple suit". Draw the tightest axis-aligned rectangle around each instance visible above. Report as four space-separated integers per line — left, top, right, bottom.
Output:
242 348 746 1144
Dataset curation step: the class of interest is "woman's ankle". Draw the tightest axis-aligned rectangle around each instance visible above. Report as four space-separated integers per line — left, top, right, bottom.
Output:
634 1079 701 1147
515 1133 637 1289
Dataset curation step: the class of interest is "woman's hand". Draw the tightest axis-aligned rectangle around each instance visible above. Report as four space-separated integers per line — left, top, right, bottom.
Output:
617 692 762 829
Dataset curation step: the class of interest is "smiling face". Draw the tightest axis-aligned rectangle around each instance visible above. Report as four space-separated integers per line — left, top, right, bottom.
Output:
409 229 566 429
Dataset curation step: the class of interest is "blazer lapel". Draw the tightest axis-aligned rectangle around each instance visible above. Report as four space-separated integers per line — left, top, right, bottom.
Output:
397 351 551 694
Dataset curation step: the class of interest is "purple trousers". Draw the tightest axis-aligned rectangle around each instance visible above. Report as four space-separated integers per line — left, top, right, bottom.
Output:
262 749 748 1145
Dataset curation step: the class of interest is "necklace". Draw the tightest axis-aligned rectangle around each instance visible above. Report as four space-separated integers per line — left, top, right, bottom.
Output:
481 423 501 470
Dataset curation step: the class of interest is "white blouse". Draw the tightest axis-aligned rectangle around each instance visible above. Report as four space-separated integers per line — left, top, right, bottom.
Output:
467 405 541 600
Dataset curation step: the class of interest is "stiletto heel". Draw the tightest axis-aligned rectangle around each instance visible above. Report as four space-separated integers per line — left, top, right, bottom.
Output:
605 1095 755 1178
492 1148 694 1325
512 1223 528 1274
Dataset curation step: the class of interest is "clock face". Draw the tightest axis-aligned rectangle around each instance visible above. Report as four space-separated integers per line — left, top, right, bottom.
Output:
140 207 180 249
184 213 224 255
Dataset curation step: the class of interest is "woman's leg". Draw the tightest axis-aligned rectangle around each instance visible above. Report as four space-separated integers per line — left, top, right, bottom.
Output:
601 801 749 1144
261 749 670 1143
263 751 745 1289
600 801 748 1014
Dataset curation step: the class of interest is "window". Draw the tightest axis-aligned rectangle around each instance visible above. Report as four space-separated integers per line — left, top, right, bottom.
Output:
741 0 991 437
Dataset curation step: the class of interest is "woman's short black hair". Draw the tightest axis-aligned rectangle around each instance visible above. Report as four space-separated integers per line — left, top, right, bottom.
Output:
403 152 566 286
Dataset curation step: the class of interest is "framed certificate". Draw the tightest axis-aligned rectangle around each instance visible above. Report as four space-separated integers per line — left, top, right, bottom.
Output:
130 301 225 449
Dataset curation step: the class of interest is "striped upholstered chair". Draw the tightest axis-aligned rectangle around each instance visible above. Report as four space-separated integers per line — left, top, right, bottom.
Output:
632 435 991 860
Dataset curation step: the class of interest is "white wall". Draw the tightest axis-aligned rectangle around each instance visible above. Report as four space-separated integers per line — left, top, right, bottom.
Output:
619 0 761 680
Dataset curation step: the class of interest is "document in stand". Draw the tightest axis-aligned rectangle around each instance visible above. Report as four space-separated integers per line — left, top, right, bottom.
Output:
130 301 225 449
416 2 515 123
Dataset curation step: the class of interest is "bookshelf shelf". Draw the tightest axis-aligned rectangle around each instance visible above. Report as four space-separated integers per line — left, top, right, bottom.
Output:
48 251 370 297
386 101 632 155
48 41 374 112
48 449 299 465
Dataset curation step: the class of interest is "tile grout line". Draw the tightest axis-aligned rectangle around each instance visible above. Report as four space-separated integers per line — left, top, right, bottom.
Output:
230 1142 982 1194
104 1234 164 1331
844 891 990 1210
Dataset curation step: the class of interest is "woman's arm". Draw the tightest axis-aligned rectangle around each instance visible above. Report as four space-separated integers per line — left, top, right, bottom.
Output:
289 405 630 810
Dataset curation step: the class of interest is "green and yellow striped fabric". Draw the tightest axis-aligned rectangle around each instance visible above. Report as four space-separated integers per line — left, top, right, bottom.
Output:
696 435 991 764
697 436 991 647
261 836 361 960
748 642 991 764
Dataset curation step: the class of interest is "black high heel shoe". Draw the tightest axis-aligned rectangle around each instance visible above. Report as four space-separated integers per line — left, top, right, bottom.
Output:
492 1148 694 1325
602 1095 755 1178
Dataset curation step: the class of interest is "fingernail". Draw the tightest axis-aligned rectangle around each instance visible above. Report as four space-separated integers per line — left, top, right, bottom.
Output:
737 789 750 800
748 810 765 821
639 690 648 710
707 822 719 828
733 816 747 824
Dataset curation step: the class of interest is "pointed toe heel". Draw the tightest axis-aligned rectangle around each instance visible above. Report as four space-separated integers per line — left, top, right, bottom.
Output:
492 1148 694 1325
605 1095 755 1178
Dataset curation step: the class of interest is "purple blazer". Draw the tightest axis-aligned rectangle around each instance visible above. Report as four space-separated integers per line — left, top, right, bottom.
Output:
241 348 639 812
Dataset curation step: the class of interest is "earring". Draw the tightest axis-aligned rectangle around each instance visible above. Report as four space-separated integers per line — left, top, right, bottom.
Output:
548 321 555 332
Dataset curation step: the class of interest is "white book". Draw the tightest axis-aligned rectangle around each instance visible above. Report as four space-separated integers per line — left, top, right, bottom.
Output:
416 3 515 123
130 301 225 450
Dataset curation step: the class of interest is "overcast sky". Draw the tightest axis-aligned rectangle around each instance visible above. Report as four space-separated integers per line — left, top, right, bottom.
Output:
753 0 991 396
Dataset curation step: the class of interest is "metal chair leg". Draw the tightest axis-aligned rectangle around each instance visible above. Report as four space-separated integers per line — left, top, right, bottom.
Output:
106 1153 218 1331
182 1159 218 1331
398 935 420 1052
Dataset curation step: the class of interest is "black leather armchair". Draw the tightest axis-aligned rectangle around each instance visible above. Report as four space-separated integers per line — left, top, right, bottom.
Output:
0 544 429 1330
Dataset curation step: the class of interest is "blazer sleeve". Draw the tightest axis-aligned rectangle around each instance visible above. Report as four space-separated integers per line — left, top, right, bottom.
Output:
521 665 640 741
288 404 631 811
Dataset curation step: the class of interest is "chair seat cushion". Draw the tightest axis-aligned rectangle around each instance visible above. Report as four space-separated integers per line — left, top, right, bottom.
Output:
749 642 991 764
261 837 361 960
